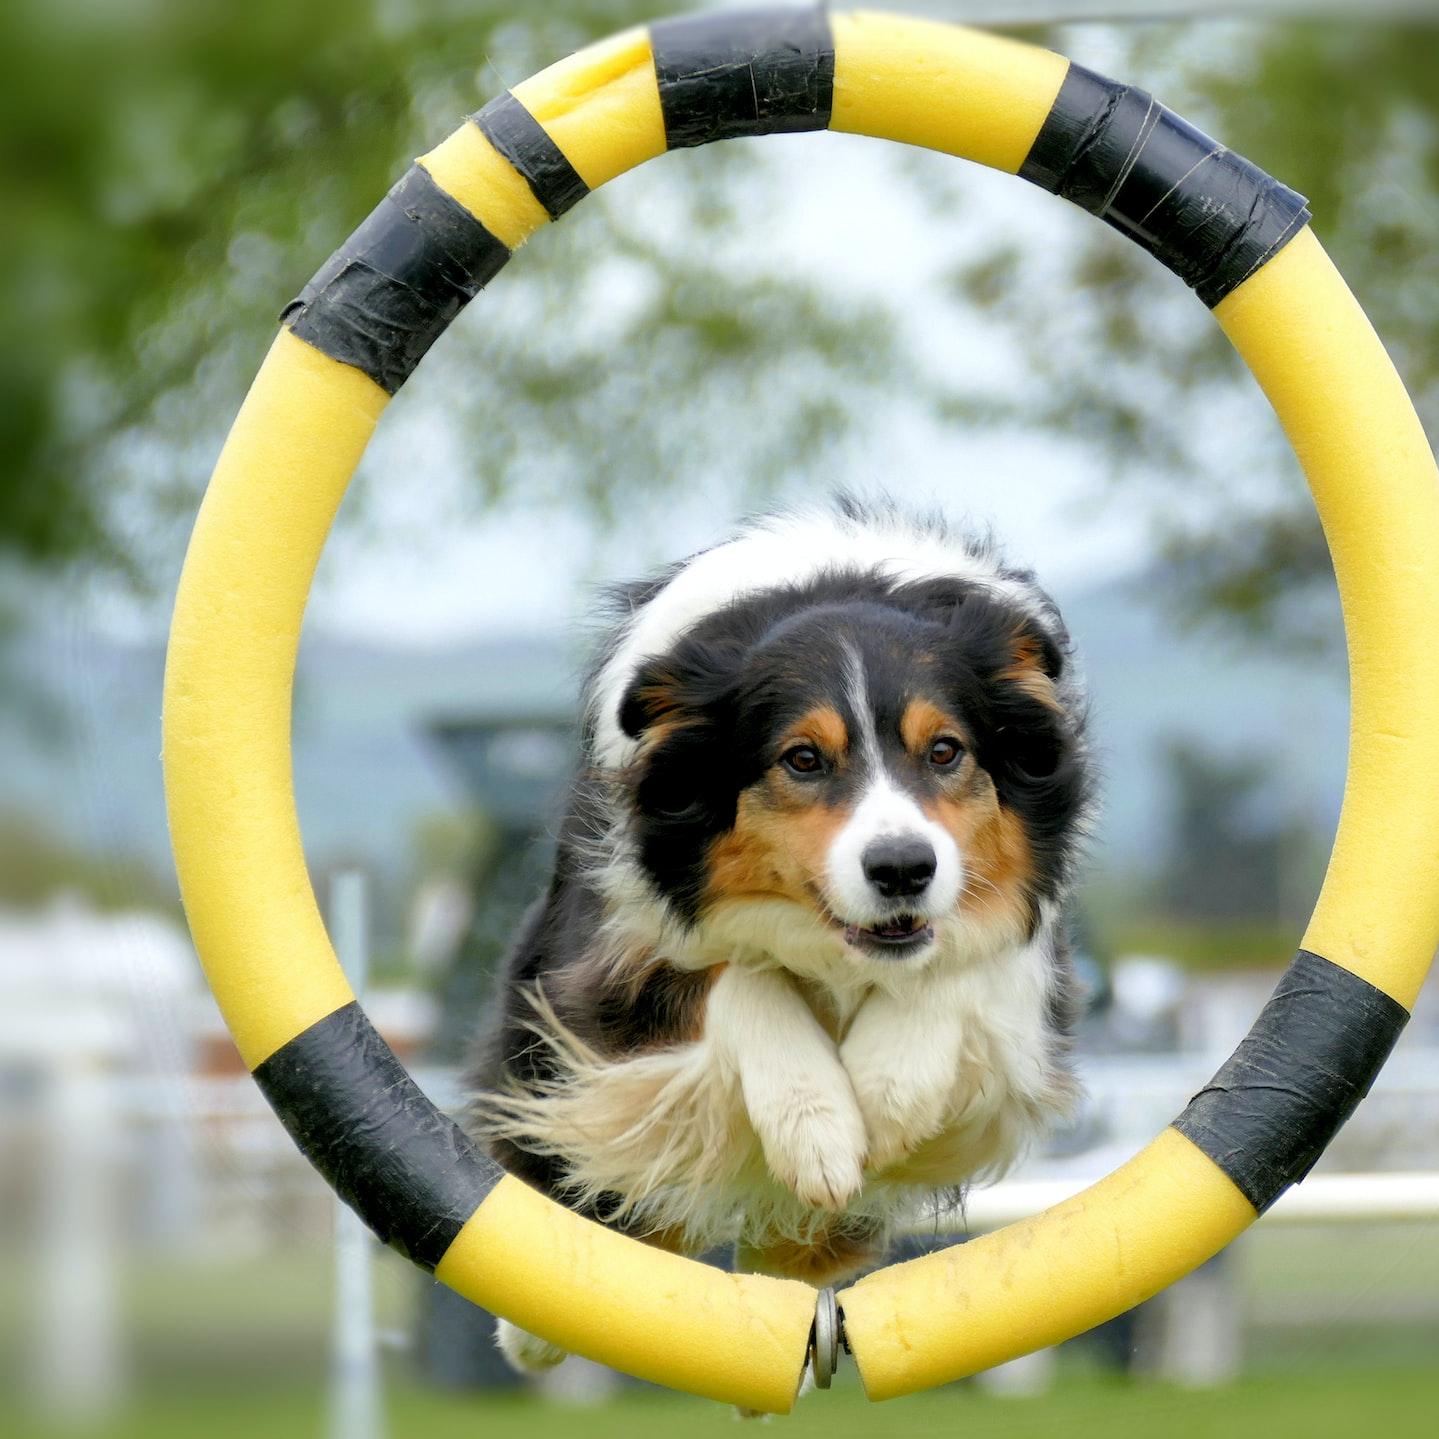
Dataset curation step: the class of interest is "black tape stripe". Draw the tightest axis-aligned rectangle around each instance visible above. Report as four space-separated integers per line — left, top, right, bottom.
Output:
281 165 510 394
1020 64 1310 307
472 91 589 221
253 1002 502 1269
651 5 834 149
1173 951 1408 1212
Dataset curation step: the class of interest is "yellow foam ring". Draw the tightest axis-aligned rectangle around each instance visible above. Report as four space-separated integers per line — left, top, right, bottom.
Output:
418 124 551 252
511 25 665 190
163 12 1439 1411
163 329 384 1068
830 11 1068 173
840 1128 1256 1401
1216 228 1439 1012
436 1175 815 1413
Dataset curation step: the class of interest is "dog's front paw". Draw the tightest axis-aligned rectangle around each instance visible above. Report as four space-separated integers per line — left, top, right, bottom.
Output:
841 1031 956 1174
854 1079 951 1174
751 1088 867 1210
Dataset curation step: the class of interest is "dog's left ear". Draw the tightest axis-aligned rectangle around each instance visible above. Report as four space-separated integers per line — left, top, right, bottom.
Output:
905 577 1067 683
1000 618 1066 712
977 611 1074 785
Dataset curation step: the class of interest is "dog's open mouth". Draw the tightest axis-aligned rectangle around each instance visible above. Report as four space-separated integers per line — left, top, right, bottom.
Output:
842 913 935 956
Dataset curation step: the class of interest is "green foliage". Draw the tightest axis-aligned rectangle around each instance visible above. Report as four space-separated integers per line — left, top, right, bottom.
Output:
0 0 899 587
1097 916 1298 974
6 5 1434 651
418 193 892 527
0 810 176 911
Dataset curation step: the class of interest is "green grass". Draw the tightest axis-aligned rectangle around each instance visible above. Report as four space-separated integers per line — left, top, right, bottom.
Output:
6 1228 1438 1438
1247 1224 1439 1306
7 1365 1439 1439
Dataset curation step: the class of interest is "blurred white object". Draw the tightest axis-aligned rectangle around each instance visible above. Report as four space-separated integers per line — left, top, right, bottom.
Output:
34 1051 124 1422
406 876 474 978
328 870 384 1439
1148 1264 1242 1387
0 891 197 1059
974 1349 1057 1397
1111 955 1186 1024
538 1355 622 1407
935 1171 1439 1231
2 893 198 1423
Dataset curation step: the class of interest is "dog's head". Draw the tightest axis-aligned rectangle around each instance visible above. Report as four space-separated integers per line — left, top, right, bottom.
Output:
612 572 1087 973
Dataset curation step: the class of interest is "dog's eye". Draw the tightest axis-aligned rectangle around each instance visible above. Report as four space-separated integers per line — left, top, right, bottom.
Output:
929 736 964 768
781 745 823 776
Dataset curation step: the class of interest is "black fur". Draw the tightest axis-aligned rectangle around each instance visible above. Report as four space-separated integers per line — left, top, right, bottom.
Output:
617 570 1088 926
470 511 1092 1231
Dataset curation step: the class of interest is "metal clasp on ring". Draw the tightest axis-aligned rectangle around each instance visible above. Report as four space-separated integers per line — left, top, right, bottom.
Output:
810 1287 841 1388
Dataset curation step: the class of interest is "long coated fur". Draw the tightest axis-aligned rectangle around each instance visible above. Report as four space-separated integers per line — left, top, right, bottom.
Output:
468 499 1094 1358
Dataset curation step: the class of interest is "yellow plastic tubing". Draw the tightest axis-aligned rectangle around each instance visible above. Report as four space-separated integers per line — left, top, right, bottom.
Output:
831 18 1439 1402
840 228 1439 1402
1218 229 1439 1013
164 26 815 1416
163 7 1439 1413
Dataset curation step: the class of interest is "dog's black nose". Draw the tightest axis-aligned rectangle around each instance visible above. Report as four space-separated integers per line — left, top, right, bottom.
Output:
862 838 936 898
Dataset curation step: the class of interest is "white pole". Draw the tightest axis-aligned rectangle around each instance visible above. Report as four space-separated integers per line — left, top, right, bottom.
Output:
35 1048 124 1423
328 869 383 1439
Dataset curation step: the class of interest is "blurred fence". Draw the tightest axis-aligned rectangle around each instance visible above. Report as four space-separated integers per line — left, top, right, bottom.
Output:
37 1045 1439 1254
6 1042 1439 1421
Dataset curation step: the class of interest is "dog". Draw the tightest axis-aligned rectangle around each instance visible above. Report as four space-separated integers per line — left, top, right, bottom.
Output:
468 498 1092 1375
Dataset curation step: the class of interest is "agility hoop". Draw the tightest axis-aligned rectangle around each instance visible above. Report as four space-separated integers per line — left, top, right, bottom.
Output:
164 8 1439 1412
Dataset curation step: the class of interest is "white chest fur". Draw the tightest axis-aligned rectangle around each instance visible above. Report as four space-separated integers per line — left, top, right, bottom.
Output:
477 918 1073 1250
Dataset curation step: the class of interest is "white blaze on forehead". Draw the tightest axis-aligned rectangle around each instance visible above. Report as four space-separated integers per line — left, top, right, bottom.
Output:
824 777 964 923
830 641 960 922
840 636 878 767
590 505 1045 770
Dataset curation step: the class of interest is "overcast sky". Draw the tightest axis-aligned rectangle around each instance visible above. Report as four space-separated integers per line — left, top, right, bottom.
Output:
84 17 1271 650
305 79 1165 648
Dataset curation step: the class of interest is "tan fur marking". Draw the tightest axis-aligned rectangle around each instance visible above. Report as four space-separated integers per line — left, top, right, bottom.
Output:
573 946 724 1051
791 976 849 1043
899 697 969 755
629 671 684 721
931 785 1035 933
784 704 848 757
706 786 850 910
640 1225 692 1255
739 1221 883 1285
630 714 694 756
1001 630 1062 712
623 672 707 755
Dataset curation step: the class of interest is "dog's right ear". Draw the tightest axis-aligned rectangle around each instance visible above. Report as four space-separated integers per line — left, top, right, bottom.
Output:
617 644 744 844
618 637 746 742
619 661 687 740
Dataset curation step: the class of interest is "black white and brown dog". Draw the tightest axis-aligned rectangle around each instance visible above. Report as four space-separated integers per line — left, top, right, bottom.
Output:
470 499 1092 1373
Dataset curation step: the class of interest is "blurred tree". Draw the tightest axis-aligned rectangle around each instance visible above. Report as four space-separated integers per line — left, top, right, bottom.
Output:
0 0 897 585
0 811 175 912
949 17 1439 649
1152 739 1306 924
4 4 1435 652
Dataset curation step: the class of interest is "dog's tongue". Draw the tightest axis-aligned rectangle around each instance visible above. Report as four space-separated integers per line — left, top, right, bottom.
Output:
874 916 920 938
846 915 922 943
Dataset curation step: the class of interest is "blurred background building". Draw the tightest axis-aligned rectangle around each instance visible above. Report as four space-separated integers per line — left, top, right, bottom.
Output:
2 2 1438 1436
